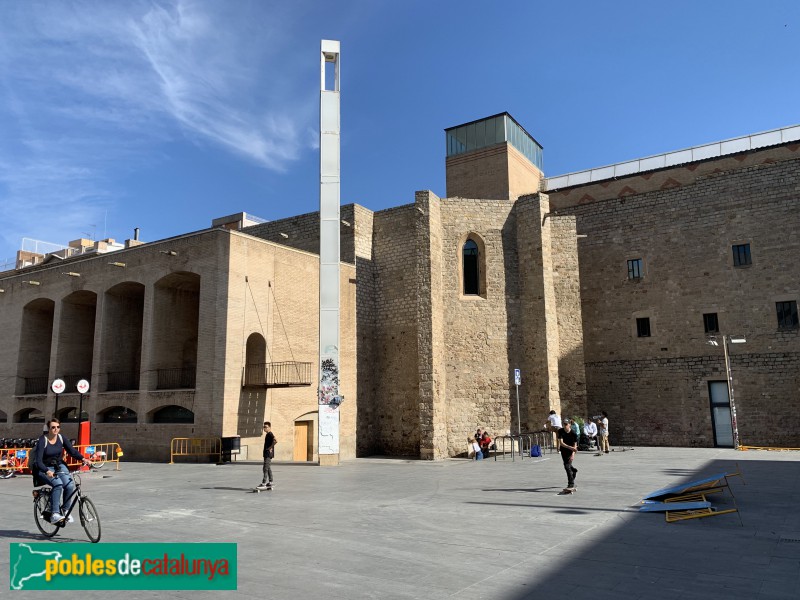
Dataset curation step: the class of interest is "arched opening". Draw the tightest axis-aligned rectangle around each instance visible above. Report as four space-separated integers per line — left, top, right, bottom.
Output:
0 409 7 423
16 298 55 395
243 333 267 386
150 405 195 424
152 272 200 390
55 290 97 391
15 408 44 423
97 405 138 424
102 282 145 391
55 406 81 423
460 233 487 298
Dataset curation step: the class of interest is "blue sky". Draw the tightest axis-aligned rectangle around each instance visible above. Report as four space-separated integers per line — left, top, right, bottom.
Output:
1 0 798 265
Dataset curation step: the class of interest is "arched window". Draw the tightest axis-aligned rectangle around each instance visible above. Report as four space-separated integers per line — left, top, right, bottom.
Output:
98 406 137 423
15 408 44 423
151 405 195 424
56 407 80 423
463 239 480 295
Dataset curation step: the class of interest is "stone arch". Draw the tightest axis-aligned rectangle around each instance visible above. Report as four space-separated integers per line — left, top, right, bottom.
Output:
55 406 80 422
148 404 195 424
14 407 44 423
102 281 145 391
97 405 138 423
152 272 200 389
55 290 98 390
16 297 56 395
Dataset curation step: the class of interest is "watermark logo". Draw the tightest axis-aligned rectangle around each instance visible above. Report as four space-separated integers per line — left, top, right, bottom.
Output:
10 543 236 590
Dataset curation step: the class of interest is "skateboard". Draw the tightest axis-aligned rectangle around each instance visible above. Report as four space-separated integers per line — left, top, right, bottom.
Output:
251 486 273 493
559 487 577 495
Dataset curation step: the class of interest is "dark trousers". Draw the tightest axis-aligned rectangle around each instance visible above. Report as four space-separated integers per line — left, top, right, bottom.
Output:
261 456 273 484
562 454 577 488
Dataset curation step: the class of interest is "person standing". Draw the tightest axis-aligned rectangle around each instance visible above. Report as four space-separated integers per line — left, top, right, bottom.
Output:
480 431 493 459
544 410 562 451
257 421 277 490
598 411 610 454
557 420 579 490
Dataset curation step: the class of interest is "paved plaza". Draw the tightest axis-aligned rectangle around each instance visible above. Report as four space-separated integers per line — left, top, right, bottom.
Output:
1 446 799 599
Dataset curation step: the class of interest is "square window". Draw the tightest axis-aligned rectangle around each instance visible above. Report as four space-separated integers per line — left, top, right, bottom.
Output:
627 258 643 280
776 301 799 330
732 244 751 267
636 317 651 338
703 313 719 334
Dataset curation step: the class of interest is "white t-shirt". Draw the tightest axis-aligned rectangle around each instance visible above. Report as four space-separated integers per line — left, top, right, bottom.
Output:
471 441 482 454
547 414 562 428
600 417 609 436
584 421 597 436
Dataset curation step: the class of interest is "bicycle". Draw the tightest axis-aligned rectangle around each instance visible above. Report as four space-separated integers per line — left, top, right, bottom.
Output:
83 445 106 469
32 469 102 543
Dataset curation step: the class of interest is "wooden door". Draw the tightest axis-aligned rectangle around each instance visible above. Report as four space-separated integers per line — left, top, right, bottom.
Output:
293 421 312 461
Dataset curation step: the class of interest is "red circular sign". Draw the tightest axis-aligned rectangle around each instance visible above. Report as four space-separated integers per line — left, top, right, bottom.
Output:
51 379 65 394
76 379 90 394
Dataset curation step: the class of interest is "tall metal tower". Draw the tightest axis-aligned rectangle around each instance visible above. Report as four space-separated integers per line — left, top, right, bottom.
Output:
318 40 341 465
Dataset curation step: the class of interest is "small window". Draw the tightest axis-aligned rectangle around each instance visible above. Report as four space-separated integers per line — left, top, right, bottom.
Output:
703 313 719 334
627 259 643 280
732 244 751 267
776 301 799 330
463 239 479 295
636 317 651 338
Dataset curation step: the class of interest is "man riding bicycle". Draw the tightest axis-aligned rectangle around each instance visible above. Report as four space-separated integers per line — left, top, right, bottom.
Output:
33 419 92 523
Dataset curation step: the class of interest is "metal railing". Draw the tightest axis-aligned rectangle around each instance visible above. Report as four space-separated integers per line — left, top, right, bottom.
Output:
243 361 313 387
169 437 222 464
545 123 800 190
105 370 139 392
156 367 196 390
24 377 48 395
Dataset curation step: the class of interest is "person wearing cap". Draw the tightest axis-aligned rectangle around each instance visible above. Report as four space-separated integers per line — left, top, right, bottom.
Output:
557 420 579 489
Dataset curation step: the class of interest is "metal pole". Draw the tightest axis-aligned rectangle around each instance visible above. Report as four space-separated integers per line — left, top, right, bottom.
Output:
722 335 740 449
78 393 84 424
515 384 521 438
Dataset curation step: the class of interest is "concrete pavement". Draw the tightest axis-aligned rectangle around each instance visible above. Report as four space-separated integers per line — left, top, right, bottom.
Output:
1 446 799 599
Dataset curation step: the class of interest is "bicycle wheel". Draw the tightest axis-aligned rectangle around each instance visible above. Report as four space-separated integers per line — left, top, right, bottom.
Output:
79 497 101 543
89 455 105 469
34 493 59 538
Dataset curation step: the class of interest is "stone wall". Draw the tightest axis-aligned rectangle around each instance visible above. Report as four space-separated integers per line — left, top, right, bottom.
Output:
370 204 421 455
551 153 800 447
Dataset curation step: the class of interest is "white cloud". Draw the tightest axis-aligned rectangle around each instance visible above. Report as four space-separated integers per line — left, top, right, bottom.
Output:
0 0 319 260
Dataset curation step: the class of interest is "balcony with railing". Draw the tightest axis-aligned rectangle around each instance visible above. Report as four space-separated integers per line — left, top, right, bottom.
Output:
243 361 313 388
105 370 140 392
156 367 196 390
23 376 48 395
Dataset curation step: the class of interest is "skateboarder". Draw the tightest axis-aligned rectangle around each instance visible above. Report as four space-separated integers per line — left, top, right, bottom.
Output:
557 420 579 492
257 421 277 490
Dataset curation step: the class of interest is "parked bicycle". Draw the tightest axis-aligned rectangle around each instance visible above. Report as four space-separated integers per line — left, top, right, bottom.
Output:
82 445 107 468
33 469 101 543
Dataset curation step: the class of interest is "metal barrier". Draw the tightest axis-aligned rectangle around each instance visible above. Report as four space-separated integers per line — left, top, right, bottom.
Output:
0 447 30 476
494 434 534 461
0 441 124 475
71 443 124 471
169 437 222 464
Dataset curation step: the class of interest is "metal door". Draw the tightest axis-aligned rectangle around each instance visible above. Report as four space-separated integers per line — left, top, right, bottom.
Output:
708 380 733 447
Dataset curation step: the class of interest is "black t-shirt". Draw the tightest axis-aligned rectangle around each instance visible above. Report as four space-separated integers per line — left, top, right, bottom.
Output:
263 431 275 458
557 428 578 458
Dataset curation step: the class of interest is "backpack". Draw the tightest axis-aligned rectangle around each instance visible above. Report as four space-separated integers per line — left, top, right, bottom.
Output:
530 444 542 458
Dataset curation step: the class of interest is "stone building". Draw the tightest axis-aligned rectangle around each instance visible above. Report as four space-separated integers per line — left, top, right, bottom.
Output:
1 112 798 459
